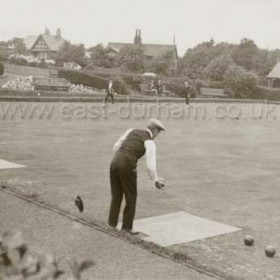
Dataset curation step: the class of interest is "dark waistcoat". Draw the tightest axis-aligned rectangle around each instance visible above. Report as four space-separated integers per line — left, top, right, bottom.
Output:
117 129 152 166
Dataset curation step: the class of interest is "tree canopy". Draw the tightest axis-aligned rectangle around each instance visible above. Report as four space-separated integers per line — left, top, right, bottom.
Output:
55 42 86 66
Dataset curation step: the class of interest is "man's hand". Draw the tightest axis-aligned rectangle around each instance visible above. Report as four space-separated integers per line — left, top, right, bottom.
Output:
155 178 165 189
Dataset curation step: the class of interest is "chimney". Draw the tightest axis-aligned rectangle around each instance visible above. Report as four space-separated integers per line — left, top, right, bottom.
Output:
44 27 50 35
138 29 142 44
56 28 61 38
134 29 138 44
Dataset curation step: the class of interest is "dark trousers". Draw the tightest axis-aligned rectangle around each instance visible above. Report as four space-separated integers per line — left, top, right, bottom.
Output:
183 88 190 105
185 93 190 105
108 152 137 230
104 92 114 104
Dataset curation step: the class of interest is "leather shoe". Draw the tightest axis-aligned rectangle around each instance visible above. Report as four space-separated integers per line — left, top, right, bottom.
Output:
122 229 139 235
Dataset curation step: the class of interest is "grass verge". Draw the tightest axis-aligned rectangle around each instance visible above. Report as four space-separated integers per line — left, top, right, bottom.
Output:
0 183 243 280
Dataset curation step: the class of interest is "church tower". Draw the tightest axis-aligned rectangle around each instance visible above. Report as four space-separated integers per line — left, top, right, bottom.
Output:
134 29 142 45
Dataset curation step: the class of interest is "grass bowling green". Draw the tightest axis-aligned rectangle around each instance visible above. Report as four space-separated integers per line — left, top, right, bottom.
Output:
1 101 280 279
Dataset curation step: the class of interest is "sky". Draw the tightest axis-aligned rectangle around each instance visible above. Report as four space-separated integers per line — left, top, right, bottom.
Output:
0 0 280 56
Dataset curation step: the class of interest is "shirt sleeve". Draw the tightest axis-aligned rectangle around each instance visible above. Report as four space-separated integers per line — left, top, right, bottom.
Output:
144 140 158 182
113 128 133 152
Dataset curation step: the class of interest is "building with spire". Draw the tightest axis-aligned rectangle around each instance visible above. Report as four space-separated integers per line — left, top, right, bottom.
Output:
107 29 178 73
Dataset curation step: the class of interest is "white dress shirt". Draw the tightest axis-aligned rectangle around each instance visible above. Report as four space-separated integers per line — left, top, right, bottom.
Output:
108 82 113 94
113 128 158 182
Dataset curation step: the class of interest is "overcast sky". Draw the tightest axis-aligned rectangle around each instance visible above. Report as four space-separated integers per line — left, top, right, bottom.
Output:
0 0 279 56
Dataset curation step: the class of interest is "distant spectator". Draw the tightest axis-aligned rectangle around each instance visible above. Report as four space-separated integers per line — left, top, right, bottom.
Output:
147 80 158 95
182 81 190 105
104 80 115 104
156 80 163 96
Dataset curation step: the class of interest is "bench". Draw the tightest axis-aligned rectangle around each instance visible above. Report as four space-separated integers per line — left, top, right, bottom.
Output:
33 77 70 92
199 87 226 98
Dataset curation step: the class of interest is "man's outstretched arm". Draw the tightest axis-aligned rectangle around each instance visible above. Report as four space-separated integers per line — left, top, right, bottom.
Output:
145 140 158 181
145 140 165 189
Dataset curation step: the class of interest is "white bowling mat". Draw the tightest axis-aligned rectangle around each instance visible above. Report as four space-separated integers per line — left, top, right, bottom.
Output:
132 211 240 247
0 159 26 170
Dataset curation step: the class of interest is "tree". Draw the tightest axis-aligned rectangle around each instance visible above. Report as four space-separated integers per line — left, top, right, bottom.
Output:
203 54 234 81
178 40 215 78
178 39 236 79
150 51 175 76
55 42 86 66
88 44 114 68
232 38 258 71
224 64 258 98
7 37 26 54
115 45 145 73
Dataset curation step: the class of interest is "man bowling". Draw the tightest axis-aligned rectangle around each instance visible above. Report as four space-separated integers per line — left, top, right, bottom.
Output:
108 119 165 234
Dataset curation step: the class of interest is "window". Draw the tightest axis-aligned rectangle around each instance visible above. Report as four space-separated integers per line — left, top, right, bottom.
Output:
35 39 47 49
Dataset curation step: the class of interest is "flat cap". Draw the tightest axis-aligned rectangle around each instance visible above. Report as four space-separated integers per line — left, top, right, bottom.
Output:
147 118 165 131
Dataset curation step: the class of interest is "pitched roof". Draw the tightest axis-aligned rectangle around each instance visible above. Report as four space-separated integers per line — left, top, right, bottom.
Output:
107 42 178 58
24 36 38 50
24 34 66 51
267 62 280 79
143 44 177 58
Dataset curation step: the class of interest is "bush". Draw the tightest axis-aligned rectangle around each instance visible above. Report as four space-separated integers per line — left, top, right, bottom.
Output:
224 65 258 98
112 79 130 95
78 69 132 95
0 230 94 280
9 54 54 68
165 78 196 97
58 69 129 95
122 74 143 91
252 86 280 101
207 80 224 89
0 62 4 76
59 69 107 89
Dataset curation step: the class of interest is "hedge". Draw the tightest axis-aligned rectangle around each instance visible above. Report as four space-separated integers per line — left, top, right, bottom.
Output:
85 69 143 91
252 86 280 101
58 69 129 95
0 62 4 76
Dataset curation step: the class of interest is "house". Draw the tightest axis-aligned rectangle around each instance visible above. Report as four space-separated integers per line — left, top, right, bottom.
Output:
107 29 178 73
0 42 16 59
267 62 280 88
24 28 66 60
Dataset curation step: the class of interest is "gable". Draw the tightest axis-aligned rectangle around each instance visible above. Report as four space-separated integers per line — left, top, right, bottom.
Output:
32 36 50 51
24 34 66 52
267 62 280 79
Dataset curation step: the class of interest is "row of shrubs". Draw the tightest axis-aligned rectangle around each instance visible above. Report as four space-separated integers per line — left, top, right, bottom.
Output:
88 71 143 91
86 68 225 97
252 86 280 101
8 54 55 68
58 69 129 95
4 62 280 101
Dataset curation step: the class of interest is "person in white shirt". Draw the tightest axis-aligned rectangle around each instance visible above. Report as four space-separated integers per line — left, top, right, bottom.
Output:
104 80 114 104
108 119 165 234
